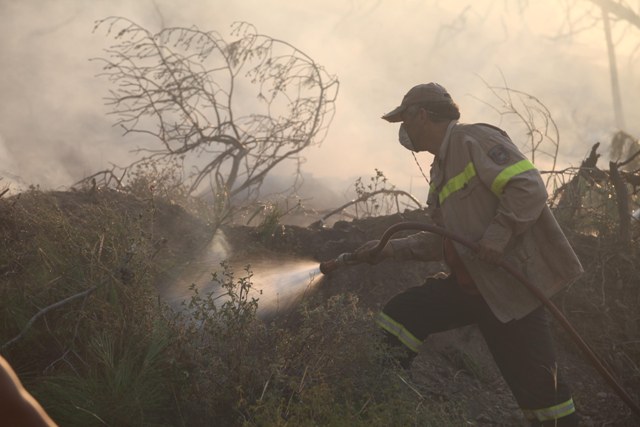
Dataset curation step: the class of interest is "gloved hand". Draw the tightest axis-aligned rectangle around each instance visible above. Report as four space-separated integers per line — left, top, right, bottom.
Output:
353 239 394 264
476 237 504 265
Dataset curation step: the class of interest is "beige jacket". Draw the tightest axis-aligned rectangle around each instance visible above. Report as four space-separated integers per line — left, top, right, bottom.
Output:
393 121 583 322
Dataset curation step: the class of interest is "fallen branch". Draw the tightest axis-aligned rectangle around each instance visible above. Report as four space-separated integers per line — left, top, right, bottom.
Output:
1 284 100 351
2 253 133 351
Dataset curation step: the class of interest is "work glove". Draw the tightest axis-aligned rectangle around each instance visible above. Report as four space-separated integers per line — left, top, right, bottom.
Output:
475 237 504 265
353 239 394 265
429 207 444 227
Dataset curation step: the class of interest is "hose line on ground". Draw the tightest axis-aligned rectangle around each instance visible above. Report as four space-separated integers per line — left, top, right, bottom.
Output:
320 221 640 418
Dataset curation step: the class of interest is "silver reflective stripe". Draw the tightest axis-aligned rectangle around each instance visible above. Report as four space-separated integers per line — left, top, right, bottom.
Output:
376 312 421 353
522 398 575 421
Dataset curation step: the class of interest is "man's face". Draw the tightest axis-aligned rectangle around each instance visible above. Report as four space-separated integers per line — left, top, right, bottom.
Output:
401 106 429 153
402 106 439 155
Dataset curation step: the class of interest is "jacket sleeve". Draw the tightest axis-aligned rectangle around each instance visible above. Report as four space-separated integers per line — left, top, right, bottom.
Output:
384 182 444 262
387 232 443 262
467 129 548 251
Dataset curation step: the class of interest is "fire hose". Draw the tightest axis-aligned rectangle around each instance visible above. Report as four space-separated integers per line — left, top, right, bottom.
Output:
319 221 640 417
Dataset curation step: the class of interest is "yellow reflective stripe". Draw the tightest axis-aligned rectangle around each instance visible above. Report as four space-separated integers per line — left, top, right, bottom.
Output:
522 398 575 421
490 159 536 196
376 312 421 353
438 162 476 205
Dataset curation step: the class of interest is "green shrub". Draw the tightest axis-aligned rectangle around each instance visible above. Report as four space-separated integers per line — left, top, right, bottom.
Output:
38 327 173 426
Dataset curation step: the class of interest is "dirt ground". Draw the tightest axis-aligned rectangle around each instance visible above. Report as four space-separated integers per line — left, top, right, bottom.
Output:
219 209 640 426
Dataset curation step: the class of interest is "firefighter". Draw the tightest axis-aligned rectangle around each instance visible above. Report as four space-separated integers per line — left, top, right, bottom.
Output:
355 83 583 426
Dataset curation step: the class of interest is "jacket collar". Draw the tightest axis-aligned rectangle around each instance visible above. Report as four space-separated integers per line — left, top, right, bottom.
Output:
430 120 458 191
436 120 458 164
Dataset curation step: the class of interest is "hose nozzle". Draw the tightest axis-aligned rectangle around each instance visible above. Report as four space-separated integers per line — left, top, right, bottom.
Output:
319 252 359 275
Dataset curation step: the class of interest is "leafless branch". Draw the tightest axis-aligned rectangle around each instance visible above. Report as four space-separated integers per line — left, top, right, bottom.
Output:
620 147 640 168
589 0 640 29
2 251 134 351
321 189 422 222
2 284 99 351
74 166 127 190
92 18 338 213
475 73 560 181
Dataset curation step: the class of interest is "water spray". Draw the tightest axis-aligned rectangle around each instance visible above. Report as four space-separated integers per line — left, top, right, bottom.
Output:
250 260 323 318
319 221 640 418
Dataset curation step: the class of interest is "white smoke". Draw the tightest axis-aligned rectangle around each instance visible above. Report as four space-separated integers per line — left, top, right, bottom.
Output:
0 0 638 203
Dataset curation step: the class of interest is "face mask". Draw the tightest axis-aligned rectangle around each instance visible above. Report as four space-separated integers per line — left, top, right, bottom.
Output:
398 123 416 151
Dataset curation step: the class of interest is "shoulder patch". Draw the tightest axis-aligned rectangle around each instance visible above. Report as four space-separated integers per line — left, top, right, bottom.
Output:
475 123 508 137
487 145 510 165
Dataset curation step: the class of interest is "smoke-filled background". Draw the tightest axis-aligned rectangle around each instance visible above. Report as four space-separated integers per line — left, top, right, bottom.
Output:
1 0 639 205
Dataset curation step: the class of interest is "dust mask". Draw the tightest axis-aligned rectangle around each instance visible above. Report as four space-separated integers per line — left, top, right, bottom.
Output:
398 123 416 151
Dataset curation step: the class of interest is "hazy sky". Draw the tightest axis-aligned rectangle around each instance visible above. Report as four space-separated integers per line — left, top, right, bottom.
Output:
1 0 638 203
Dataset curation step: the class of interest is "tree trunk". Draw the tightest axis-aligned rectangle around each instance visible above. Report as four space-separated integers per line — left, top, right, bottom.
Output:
590 0 640 29
609 161 631 247
554 143 600 223
601 6 626 130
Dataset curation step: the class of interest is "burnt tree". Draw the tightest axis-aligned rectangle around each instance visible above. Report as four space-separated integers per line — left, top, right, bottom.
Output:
93 17 338 207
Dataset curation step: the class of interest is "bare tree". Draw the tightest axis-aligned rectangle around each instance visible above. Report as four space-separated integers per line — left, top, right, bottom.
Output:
92 17 338 206
551 1 640 132
474 75 561 185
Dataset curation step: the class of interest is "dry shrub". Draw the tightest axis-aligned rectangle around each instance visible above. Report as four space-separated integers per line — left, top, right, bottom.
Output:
164 261 464 426
0 184 465 426
0 187 185 425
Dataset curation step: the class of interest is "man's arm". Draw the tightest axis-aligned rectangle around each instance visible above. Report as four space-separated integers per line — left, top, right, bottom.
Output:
469 132 548 263
0 356 58 427
353 231 443 264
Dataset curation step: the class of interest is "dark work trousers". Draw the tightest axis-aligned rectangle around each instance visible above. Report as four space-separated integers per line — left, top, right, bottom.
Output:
377 275 578 426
